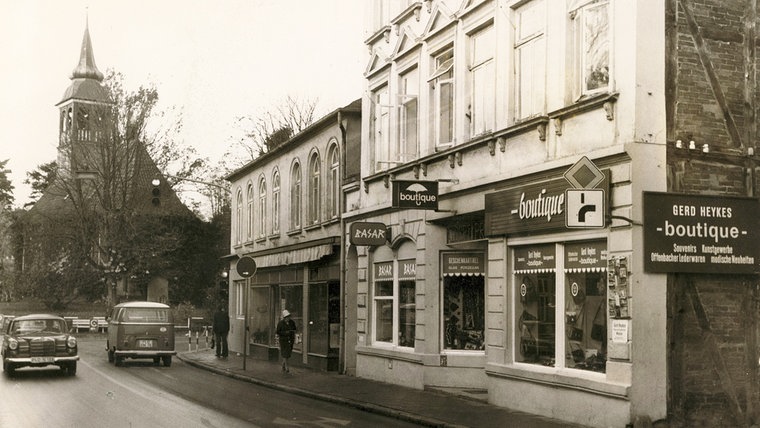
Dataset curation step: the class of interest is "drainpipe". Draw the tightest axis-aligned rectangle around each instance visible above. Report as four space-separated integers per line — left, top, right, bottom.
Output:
338 110 347 374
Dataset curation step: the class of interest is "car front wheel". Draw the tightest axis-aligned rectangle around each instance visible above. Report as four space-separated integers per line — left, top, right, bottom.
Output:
3 361 15 376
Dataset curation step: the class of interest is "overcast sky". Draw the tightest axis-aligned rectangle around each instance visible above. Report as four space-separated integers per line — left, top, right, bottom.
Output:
0 0 367 208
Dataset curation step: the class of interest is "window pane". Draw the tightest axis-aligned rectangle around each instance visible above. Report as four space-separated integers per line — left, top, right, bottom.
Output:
308 283 328 355
375 298 393 343
250 287 271 345
398 280 416 347
516 274 555 365
565 272 606 372
438 80 453 144
376 280 393 297
582 3 609 92
444 276 485 350
280 285 303 352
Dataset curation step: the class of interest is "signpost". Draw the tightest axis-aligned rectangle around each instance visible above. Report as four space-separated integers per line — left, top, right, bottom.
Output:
563 156 606 229
236 256 256 370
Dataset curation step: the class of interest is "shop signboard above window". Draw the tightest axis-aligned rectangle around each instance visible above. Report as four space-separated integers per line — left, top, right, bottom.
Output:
442 252 485 276
392 180 439 210
643 192 760 273
485 173 609 236
513 244 556 273
565 241 607 272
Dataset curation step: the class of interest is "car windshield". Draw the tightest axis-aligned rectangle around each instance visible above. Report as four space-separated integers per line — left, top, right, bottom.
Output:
13 319 64 334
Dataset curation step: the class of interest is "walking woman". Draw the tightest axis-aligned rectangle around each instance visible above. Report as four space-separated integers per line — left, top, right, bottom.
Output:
276 309 297 372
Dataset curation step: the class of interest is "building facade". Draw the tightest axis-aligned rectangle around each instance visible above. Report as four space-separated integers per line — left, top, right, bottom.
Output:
347 1 669 426
226 100 361 371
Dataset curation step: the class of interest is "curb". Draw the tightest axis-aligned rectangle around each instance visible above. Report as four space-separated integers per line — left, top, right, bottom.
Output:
177 352 466 428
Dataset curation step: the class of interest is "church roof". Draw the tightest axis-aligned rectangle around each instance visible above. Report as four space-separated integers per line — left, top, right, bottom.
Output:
58 21 108 105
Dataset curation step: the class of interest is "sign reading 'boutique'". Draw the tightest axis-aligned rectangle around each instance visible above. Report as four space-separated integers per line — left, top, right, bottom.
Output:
643 192 760 273
392 180 439 210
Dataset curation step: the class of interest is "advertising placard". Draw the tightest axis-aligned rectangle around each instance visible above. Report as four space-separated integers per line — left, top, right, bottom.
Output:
643 192 760 273
350 222 388 246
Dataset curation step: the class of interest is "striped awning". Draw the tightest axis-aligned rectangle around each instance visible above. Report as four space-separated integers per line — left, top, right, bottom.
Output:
513 268 556 275
250 244 335 268
565 267 607 273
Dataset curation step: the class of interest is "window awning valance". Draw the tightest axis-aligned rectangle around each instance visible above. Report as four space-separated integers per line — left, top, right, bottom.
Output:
251 244 335 268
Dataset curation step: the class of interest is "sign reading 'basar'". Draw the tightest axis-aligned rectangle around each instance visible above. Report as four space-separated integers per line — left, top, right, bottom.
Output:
643 192 760 273
392 180 439 210
349 222 389 246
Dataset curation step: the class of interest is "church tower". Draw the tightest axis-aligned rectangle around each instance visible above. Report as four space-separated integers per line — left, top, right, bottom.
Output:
55 19 111 177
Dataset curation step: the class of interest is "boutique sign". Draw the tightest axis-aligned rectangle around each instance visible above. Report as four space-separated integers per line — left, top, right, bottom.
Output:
643 192 760 273
392 180 439 210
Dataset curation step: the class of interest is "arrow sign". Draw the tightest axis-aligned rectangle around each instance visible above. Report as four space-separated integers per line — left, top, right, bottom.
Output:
236 256 257 278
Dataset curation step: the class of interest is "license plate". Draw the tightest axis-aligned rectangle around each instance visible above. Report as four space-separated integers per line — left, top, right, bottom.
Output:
137 340 155 348
31 357 54 363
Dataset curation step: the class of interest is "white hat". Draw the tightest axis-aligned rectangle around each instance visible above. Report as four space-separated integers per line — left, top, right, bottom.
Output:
282 310 291 318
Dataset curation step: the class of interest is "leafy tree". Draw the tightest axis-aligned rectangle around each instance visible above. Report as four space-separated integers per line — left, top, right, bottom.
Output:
24 161 58 206
0 159 14 209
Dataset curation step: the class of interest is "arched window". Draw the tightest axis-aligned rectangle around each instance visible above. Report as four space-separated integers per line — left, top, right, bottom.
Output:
327 144 340 220
235 190 244 245
308 152 321 225
290 162 302 230
246 184 254 241
272 170 281 234
258 176 267 238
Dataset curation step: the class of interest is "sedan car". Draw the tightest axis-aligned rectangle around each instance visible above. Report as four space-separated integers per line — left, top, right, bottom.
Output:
1 314 79 376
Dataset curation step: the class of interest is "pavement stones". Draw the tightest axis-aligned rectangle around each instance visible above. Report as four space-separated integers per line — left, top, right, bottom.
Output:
178 347 588 428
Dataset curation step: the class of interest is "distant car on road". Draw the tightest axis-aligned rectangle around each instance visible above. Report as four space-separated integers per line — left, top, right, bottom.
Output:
1 314 79 376
107 301 176 367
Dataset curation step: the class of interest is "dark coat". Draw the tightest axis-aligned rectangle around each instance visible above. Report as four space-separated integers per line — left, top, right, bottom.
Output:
276 317 297 357
213 310 230 334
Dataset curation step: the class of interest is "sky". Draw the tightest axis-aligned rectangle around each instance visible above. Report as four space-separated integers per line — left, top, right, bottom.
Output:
0 0 368 209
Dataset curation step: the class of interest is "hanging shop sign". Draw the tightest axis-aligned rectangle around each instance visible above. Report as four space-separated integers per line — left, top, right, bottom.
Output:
485 174 609 236
513 244 556 273
442 252 485 276
565 241 607 272
350 222 389 246
392 180 439 210
643 192 760 273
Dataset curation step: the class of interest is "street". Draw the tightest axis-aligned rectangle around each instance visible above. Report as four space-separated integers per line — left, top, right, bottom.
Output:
0 335 420 428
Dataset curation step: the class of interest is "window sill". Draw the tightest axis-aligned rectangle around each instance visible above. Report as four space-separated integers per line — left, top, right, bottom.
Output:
287 229 302 237
304 223 321 232
485 362 630 399
255 237 266 244
268 234 280 242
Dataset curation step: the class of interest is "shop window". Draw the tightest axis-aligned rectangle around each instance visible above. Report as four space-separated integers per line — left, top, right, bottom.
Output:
250 286 272 345
371 242 416 348
442 252 485 351
514 241 607 372
279 285 303 352
309 282 341 356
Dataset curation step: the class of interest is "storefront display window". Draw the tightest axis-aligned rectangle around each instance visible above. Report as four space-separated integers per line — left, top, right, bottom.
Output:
371 242 417 348
250 286 271 344
309 283 329 355
442 252 485 351
513 241 607 372
280 285 303 352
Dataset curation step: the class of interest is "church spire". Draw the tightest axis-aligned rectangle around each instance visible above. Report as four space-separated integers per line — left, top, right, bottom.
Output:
71 16 104 82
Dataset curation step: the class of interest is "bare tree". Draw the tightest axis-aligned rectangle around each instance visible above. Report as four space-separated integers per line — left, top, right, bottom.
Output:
226 95 319 167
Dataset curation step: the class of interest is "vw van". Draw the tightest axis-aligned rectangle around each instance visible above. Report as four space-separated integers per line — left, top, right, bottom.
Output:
106 301 175 367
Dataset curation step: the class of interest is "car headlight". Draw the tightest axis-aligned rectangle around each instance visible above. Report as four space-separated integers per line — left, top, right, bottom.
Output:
67 336 77 348
8 338 18 350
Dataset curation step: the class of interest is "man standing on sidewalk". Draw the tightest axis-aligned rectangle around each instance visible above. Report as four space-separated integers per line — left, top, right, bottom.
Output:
212 306 229 358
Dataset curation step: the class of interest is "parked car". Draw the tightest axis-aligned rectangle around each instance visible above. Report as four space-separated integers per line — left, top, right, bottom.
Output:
106 301 175 367
0 315 14 333
1 314 79 376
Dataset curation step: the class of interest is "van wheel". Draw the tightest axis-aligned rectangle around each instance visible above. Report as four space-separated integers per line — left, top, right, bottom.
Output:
162 356 172 367
107 345 114 363
153 357 160 365
115 356 124 367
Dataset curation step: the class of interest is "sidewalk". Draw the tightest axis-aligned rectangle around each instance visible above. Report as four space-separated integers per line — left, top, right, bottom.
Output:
177 345 587 428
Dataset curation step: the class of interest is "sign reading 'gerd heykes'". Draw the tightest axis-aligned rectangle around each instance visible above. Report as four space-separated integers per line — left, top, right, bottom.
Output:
392 180 439 210
643 192 760 274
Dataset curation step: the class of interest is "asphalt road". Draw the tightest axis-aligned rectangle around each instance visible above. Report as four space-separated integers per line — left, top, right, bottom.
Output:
0 335 420 428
